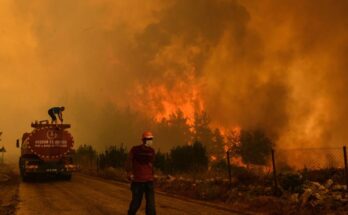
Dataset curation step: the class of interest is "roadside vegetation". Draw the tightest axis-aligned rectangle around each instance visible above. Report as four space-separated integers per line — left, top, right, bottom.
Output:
0 164 19 215
75 142 348 214
74 110 348 214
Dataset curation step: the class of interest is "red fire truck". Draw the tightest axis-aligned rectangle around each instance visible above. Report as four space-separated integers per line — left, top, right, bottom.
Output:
17 121 76 181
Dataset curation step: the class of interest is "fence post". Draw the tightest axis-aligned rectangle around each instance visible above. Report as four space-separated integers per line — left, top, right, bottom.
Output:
271 149 279 195
343 146 348 194
96 155 99 173
226 150 232 188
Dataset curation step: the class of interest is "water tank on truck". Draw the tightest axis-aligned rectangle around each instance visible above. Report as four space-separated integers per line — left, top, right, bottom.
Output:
17 120 76 181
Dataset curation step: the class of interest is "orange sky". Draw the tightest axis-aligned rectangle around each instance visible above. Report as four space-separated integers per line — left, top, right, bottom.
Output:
1 0 348 162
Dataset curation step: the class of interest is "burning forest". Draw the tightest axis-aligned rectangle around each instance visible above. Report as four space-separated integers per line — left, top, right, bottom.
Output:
1 0 348 169
1 0 348 214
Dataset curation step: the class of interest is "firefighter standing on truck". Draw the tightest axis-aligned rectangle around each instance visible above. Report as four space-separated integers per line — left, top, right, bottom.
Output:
126 131 156 215
48 107 65 124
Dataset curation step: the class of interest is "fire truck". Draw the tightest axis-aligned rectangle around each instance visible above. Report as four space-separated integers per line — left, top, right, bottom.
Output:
17 121 76 181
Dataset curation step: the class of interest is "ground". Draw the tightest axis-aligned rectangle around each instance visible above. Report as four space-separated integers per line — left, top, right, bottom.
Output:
0 165 19 215
16 174 242 215
4 165 347 214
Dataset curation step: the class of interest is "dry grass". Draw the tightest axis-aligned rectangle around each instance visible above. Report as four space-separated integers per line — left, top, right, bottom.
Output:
81 166 348 214
0 164 19 215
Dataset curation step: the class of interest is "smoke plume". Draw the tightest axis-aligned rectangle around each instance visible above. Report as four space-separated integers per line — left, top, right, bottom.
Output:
1 0 348 161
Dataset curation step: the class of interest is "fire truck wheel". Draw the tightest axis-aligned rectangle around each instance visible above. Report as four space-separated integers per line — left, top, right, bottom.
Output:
22 175 31 182
60 173 72 181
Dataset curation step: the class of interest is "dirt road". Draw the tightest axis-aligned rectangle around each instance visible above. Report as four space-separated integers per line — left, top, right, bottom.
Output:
16 174 241 215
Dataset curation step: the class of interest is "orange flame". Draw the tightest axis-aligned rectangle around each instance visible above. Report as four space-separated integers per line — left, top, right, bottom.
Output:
231 156 247 168
130 78 245 162
130 77 204 126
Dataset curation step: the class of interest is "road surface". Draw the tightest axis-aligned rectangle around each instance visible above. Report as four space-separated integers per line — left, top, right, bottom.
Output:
16 174 241 215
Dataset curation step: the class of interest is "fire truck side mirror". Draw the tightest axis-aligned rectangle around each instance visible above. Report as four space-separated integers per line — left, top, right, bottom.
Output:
16 139 20 148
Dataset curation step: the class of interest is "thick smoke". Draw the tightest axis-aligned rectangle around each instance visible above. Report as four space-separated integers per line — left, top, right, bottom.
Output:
1 0 348 161
241 0 348 148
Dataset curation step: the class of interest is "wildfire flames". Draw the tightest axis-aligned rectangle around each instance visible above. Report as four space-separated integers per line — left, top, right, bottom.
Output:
130 78 250 168
131 80 204 126
2 0 348 170
231 157 247 168
131 79 257 167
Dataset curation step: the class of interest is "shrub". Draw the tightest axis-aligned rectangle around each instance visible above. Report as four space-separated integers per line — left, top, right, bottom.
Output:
211 159 228 172
170 141 208 173
98 145 128 169
74 144 97 169
154 150 169 172
278 172 304 192
236 129 273 166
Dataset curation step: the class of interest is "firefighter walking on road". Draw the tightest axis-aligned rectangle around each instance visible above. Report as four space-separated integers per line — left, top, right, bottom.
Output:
126 131 156 215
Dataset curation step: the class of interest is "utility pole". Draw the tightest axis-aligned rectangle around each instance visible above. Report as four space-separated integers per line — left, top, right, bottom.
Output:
0 147 5 164
0 132 5 164
226 149 232 188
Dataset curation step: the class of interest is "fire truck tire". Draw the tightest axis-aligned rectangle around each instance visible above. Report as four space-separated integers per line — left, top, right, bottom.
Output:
22 175 31 182
60 173 72 181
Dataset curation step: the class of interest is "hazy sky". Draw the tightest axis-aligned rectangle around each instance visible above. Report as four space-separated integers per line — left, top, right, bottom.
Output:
1 0 348 161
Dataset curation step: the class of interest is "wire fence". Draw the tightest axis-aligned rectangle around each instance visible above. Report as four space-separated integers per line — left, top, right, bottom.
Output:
225 146 348 194
272 146 348 194
275 147 344 170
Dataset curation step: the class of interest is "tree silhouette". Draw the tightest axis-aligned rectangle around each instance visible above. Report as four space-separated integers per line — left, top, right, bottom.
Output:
98 144 128 169
236 129 273 165
154 109 192 151
211 128 225 160
154 150 169 172
74 144 97 169
170 141 208 172
193 111 214 155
